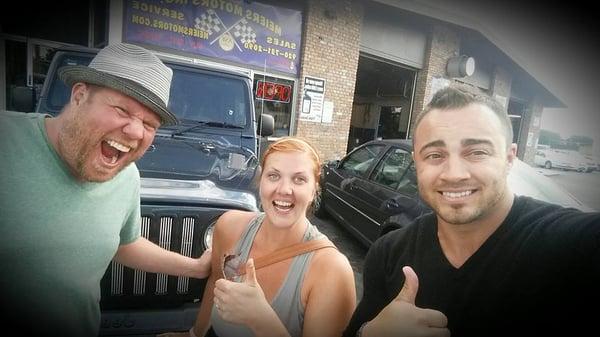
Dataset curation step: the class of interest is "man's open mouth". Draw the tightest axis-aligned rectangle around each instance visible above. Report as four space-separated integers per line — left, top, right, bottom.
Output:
100 139 131 165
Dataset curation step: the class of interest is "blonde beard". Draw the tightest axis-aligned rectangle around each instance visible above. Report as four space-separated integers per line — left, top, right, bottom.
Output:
57 111 136 182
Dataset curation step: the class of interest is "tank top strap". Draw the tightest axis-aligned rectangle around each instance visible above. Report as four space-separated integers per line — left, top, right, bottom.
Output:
232 212 265 261
303 218 325 241
269 219 329 337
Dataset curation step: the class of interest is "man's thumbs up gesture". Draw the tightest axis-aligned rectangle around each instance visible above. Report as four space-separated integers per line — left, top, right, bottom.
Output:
361 266 450 337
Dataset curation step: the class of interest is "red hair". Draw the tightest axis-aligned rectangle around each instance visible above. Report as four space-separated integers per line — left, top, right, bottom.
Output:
260 137 321 185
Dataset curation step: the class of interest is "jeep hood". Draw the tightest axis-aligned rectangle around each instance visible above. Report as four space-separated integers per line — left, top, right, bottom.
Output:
136 135 259 190
140 178 259 212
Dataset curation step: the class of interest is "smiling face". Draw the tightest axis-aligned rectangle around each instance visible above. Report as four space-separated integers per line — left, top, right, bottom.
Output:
56 83 160 182
259 140 319 229
413 103 517 227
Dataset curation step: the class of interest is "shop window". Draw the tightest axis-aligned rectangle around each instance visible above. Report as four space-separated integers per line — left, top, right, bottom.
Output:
4 39 28 111
253 75 295 137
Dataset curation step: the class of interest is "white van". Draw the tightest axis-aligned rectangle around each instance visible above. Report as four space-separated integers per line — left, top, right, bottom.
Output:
534 149 587 172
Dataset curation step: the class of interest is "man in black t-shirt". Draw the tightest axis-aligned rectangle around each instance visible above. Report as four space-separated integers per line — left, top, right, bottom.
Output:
344 86 600 337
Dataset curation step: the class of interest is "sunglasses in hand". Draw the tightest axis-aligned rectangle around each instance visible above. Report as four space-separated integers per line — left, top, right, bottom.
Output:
222 253 244 281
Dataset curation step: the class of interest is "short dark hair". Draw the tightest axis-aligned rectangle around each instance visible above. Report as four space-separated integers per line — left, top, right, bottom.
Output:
414 86 513 147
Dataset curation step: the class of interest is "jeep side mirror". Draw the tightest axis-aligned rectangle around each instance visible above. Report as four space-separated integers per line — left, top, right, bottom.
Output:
258 113 274 137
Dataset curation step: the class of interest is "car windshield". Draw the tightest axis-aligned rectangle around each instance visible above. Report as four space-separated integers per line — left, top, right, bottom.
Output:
508 158 592 211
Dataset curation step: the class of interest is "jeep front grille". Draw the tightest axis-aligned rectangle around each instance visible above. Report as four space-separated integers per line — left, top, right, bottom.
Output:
156 217 173 295
132 218 151 295
177 217 195 294
101 211 213 308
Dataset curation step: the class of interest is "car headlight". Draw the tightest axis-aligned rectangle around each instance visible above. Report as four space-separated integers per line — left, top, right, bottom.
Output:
203 221 216 249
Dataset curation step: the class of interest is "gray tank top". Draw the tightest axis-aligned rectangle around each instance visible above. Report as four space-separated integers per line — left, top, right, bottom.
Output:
210 213 325 337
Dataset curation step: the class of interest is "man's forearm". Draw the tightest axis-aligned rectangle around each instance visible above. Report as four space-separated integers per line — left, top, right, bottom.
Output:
114 237 210 278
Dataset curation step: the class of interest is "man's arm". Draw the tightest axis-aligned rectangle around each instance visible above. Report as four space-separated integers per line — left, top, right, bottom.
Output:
114 236 211 279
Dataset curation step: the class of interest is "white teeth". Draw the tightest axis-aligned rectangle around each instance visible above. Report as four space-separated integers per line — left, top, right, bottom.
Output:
106 140 130 153
442 190 473 199
274 200 292 207
110 156 118 164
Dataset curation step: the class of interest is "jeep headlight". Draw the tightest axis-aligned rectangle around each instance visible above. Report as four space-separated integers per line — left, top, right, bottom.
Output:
203 220 216 249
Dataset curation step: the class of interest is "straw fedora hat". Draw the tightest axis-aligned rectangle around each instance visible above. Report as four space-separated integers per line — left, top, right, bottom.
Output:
58 43 178 126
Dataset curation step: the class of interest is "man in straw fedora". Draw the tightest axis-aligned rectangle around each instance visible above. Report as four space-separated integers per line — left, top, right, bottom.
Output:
0 43 212 336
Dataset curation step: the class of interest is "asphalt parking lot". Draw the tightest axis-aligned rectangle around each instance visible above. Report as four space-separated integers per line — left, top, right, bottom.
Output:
309 214 368 301
537 168 600 211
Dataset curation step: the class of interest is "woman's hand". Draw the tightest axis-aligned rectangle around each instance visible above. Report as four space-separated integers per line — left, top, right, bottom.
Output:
213 258 273 326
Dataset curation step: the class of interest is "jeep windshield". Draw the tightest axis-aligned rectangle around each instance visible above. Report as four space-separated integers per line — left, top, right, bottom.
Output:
44 53 251 130
166 119 244 138
163 65 249 130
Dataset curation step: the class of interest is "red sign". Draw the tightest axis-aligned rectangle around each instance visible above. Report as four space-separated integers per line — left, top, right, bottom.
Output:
255 80 292 103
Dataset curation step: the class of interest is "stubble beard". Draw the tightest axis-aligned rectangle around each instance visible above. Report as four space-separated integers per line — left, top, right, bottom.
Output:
429 177 507 226
58 115 123 183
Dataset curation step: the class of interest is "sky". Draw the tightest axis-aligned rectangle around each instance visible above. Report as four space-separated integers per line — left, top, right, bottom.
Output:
491 2 600 150
483 2 600 154
431 0 600 154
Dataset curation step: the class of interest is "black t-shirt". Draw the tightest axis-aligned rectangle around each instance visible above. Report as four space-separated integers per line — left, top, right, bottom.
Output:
344 196 600 337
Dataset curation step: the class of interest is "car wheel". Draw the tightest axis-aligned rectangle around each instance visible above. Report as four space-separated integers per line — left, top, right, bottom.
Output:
544 161 552 169
312 188 328 218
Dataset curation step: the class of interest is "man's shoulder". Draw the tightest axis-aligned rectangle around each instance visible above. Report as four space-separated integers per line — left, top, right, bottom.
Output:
511 195 600 234
1 110 46 121
513 195 597 220
0 112 49 153
1 111 48 137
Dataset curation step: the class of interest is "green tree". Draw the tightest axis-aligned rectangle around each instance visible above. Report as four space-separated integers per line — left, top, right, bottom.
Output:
538 129 562 148
567 135 594 146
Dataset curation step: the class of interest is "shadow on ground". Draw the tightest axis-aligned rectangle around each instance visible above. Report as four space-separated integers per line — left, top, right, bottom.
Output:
309 213 368 301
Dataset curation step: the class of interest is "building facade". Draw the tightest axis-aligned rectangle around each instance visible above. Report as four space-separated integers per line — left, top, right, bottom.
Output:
0 0 563 164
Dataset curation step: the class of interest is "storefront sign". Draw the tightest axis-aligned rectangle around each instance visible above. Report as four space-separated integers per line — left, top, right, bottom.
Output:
255 80 291 103
322 100 334 123
124 0 302 75
299 76 325 122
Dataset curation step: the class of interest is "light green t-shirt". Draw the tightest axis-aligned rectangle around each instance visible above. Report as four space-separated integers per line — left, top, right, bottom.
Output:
0 111 141 336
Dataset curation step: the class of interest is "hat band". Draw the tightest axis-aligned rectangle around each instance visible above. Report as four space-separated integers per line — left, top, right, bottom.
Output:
90 61 171 106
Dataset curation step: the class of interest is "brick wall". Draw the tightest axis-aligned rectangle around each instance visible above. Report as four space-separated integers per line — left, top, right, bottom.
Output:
411 25 519 149
411 25 461 135
295 4 535 164
491 66 512 99
294 0 363 161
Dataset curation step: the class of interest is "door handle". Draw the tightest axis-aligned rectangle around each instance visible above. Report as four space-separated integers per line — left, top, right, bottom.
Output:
386 199 400 209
